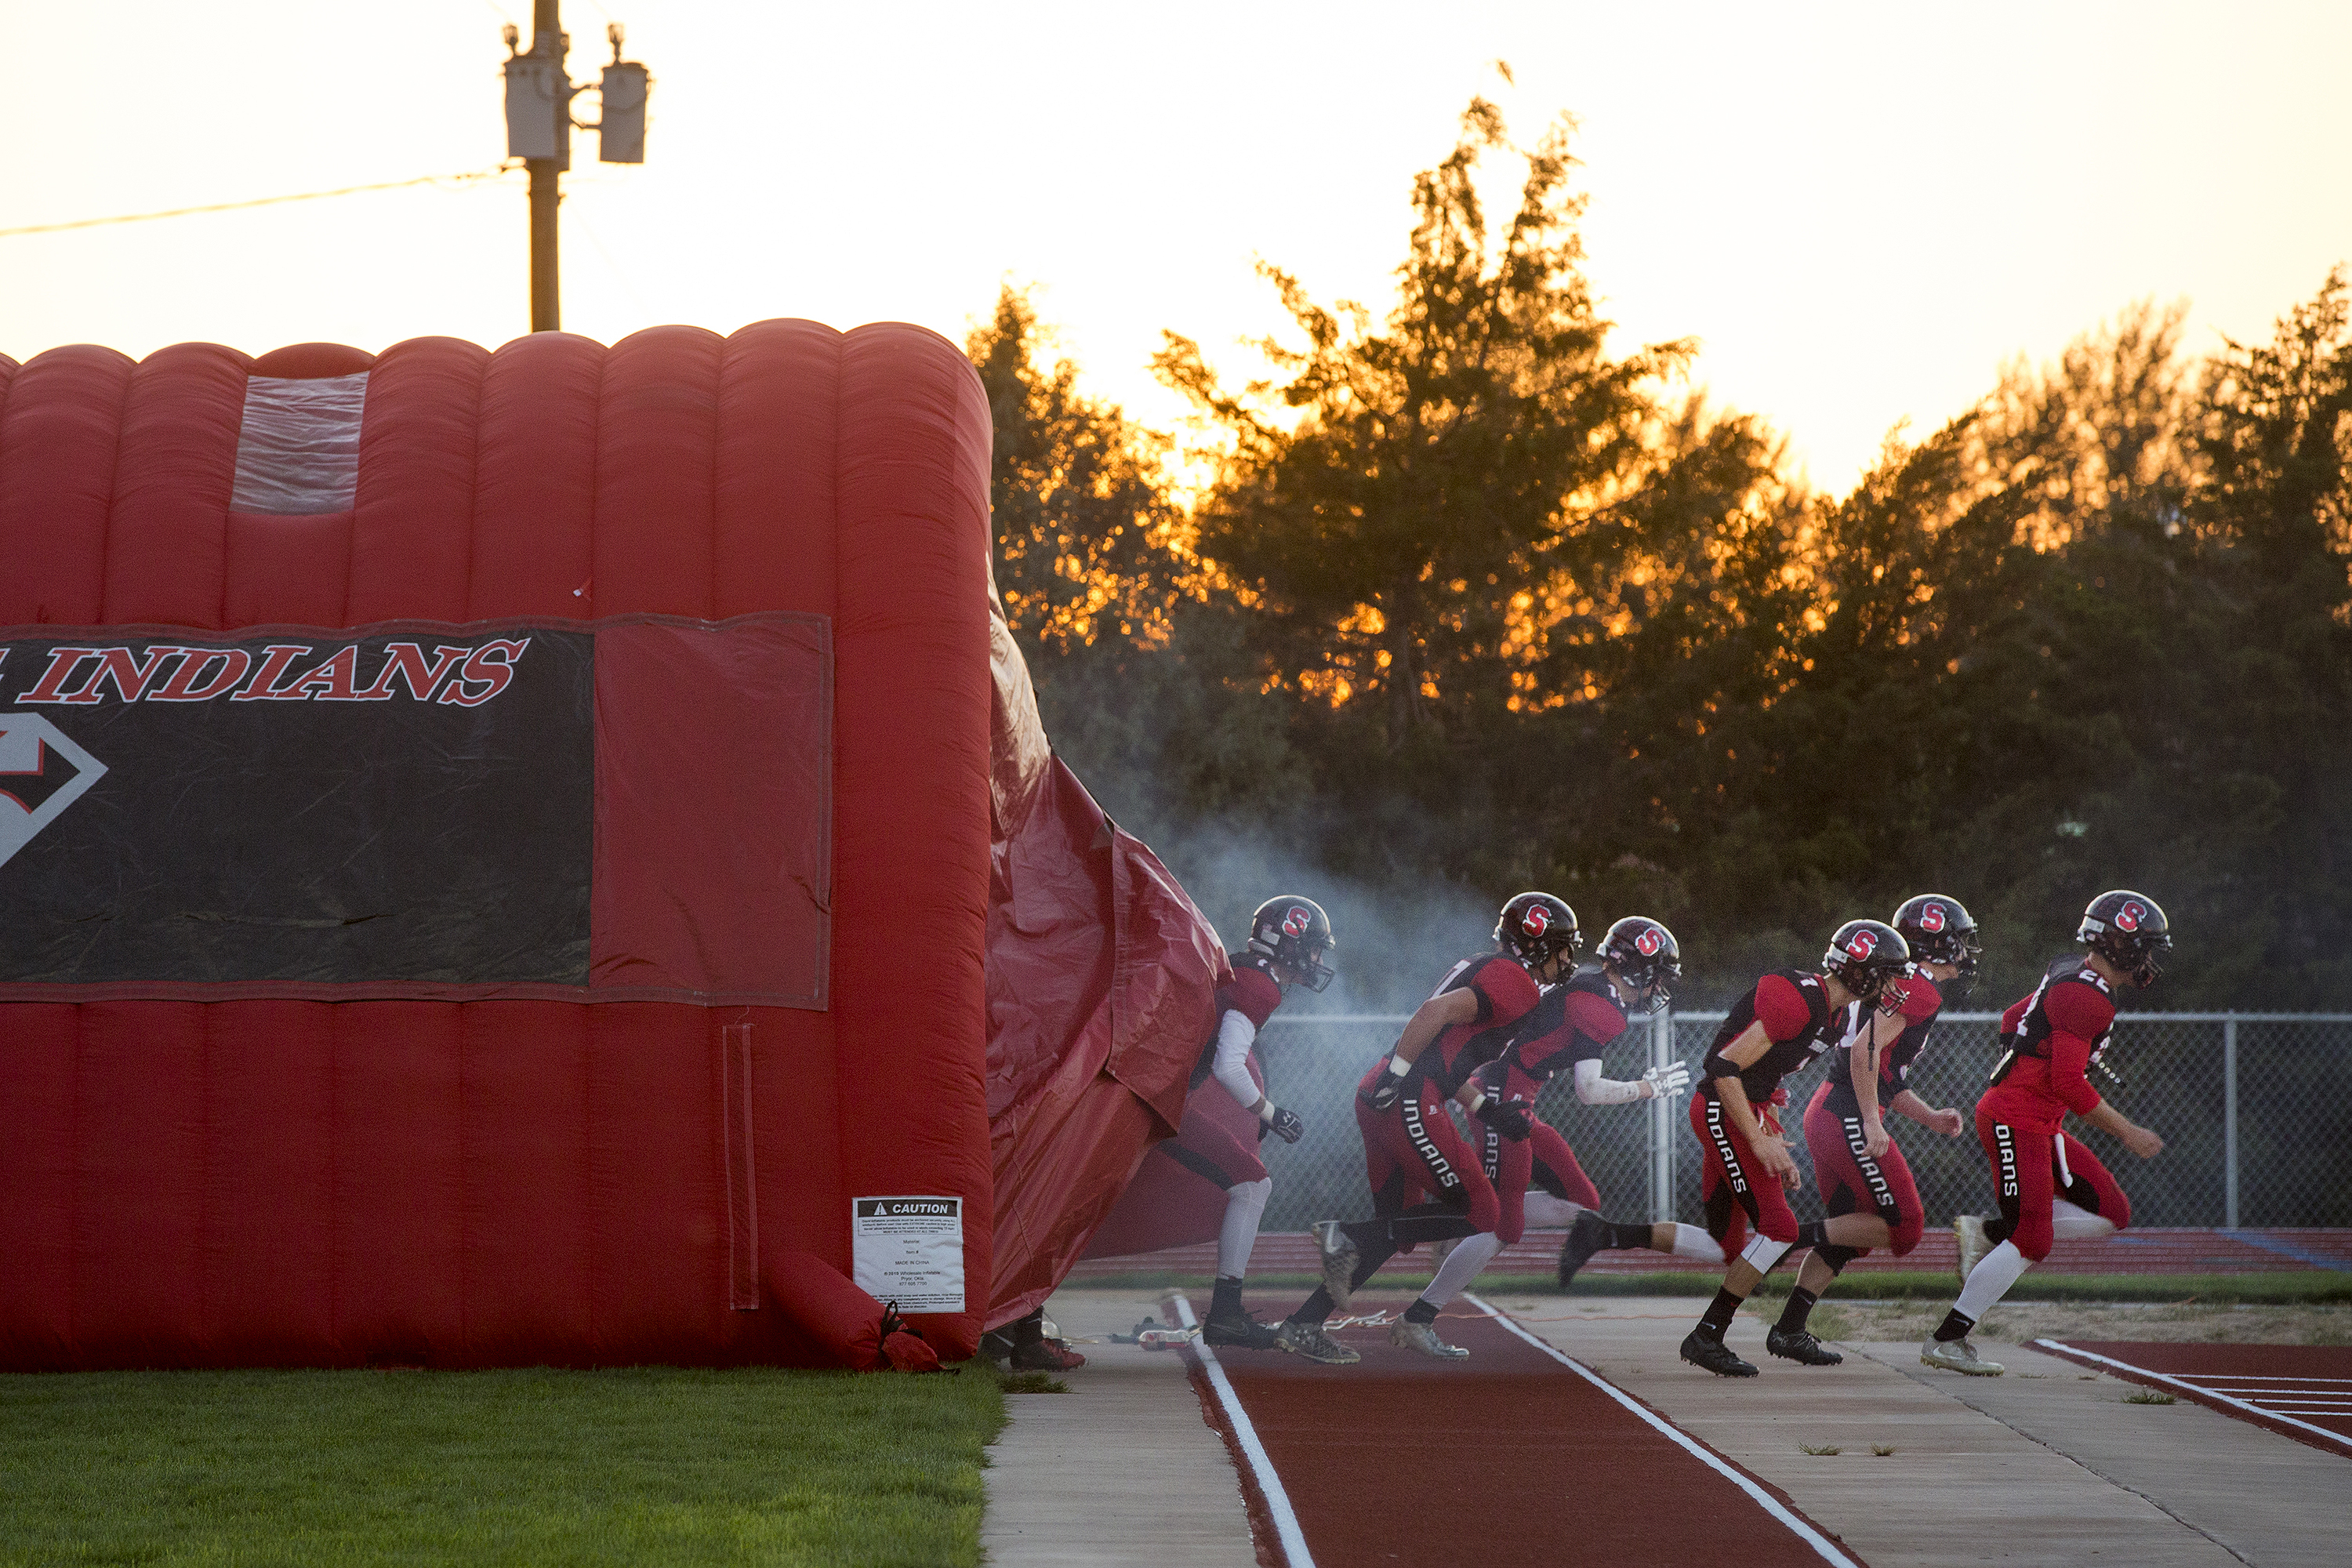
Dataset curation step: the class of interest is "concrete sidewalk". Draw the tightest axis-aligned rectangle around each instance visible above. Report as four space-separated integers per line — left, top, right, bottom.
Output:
985 1290 2350 1566
982 1288 1258 1568
1485 1294 2348 1567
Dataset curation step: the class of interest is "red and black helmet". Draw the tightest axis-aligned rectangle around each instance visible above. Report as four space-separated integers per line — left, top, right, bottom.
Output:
1893 894 1981 975
1494 892 1581 972
1822 918 1911 1006
1595 916 1681 1014
2077 890 2171 988
1248 895 1336 992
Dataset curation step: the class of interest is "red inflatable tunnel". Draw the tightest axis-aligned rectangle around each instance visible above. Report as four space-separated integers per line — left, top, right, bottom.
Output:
0 323 998 1368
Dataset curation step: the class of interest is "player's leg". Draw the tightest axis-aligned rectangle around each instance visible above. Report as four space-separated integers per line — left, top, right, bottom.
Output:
2053 1131 2131 1239
1682 1094 1777 1376
1168 1115 1282 1350
1772 1094 1920 1363
1923 1109 2049 1375
1392 1093 1502 1359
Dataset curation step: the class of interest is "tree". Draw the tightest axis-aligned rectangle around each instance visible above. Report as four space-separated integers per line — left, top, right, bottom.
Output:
1156 96 1700 751
968 285 1185 653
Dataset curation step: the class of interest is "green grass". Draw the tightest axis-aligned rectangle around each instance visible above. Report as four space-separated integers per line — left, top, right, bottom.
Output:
1094 1267 2352 1305
0 1365 1004 1566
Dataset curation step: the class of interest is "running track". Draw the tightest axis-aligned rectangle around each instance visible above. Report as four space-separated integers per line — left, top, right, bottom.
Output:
2032 1340 2352 1456
1177 1293 1860 1568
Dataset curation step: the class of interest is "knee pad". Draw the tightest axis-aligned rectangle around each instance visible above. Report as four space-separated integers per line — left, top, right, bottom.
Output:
1888 1218 1923 1258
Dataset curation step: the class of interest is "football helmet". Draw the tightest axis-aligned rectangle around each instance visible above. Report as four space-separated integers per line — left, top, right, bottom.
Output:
1247 895 1336 992
1893 895 1981 975
1494 892 1581 972
1595 915 1682 1014
2076 890 2171 988
1822 918 1912 1006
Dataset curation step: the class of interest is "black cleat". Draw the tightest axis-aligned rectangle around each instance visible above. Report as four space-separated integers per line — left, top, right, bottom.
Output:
1679 1330 1759 1377
1203 1307 1283 1351
1557 1209 1610 1287
1766 1327 1844 1366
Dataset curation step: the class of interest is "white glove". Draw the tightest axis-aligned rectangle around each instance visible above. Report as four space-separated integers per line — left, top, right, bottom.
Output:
1642 1062 1692 1101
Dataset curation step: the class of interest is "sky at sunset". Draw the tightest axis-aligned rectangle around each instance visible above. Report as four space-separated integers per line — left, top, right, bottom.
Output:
4 1 2348 494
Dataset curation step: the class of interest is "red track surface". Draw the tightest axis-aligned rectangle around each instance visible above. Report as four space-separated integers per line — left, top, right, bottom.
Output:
2033 1340 2352 1456
1068 1228 2352 1281
1188 1294 1855 1568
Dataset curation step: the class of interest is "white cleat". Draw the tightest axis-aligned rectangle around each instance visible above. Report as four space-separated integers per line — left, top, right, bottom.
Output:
1920 1337 2004 1376
1391 1318 1470 1359
1313 1219 1360 1312
1953 1214 1991 1283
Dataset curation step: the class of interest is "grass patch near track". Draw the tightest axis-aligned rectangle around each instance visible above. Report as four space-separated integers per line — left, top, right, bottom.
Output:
0 1365 1004 1567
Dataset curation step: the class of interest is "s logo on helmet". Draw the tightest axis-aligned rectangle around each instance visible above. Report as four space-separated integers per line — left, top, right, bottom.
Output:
1523 907 1550 937
1635 927 1663 956
1846 929 1878 959
1920 904 1946 933
2115 902 2143 933
1282 906 1312 937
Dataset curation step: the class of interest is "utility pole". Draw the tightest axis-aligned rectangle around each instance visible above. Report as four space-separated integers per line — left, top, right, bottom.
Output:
502 5 651 333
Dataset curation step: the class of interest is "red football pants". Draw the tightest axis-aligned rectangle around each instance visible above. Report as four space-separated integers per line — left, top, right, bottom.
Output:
1151 1092 1268 1192
1976 1102 2130 1262
1357 1087 1501 1234
1479 1116 1600 1244
1693 1091 1798 1258
1802 1081 1925 1256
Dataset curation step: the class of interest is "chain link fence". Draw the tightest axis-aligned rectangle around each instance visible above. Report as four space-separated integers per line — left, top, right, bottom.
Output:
1252 1013 2352 1233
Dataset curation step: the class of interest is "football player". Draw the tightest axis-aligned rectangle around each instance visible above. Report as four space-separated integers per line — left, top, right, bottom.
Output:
1410 918 1710 1290
1922 891 2171 1376
1678 920 1915 1377
1767 895 1977 1363
1274 892 1576 1363
1185 896 1330 1351
1001 895 1331 1372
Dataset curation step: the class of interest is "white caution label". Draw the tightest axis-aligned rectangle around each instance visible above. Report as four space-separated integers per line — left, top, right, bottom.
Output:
851 1196 965 1312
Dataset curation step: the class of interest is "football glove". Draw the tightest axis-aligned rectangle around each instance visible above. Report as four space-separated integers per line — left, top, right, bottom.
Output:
1363 1058 1407 1112
1472 1094 1534 1141
1642 1062 1692 1101
1263 1105 1305 1144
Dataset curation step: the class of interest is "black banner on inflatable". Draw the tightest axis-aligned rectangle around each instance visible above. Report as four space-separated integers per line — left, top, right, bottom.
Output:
0 614 830 1007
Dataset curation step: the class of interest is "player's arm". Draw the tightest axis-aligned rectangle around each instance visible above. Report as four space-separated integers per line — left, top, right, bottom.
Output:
1889 1087 1963 1136
1572 1056 1689 1105
2059 1033 2162 1157
1209 1008 1304 1143
2044 990 2161 1158
1364 985 1482 1111
1704 1020 1798 1182
1451 1065 1533 1139
1391 986 1481 1067
1851 1007 1899 1157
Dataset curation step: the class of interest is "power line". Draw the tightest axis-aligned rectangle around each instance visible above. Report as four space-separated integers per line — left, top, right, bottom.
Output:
0 169 517 240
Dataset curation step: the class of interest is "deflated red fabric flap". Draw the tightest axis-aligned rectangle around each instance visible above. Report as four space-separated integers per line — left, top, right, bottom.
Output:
982 750 1223 1327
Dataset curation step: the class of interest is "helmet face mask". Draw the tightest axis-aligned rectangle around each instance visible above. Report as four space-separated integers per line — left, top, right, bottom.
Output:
1248 896 1337 992
2076 890 2171 989
1494 892 1581 977
1597 915 1682 1015
1823 919 1913 1008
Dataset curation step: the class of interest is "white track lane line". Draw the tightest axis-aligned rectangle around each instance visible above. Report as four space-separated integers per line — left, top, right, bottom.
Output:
1465 1295 1861 1568
2032 1339 2352 1449
1169 1293 1317 1568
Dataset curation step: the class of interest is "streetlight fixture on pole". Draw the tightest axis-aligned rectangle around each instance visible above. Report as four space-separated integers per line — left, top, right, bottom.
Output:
501 4 651 333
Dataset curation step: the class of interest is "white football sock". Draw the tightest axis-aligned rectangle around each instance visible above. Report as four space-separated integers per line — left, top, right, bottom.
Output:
1521 1193 1584 1229
1217 1178 1272 1279
1671 1223 1725 1261
1418 1231 1504 1308
1954 1238 2031 1321
2049 1199 2117 1241
1740 1232 1793 1275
